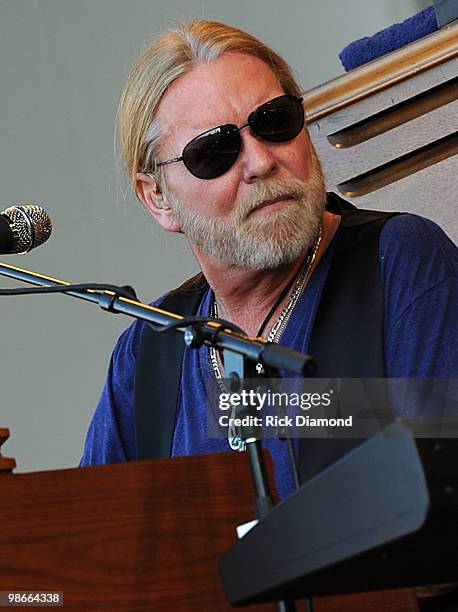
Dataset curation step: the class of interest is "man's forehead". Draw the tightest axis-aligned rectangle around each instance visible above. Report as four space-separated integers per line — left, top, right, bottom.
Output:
154 52 284 140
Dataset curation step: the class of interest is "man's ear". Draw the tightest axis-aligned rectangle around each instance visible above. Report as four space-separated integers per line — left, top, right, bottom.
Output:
135 173 182 232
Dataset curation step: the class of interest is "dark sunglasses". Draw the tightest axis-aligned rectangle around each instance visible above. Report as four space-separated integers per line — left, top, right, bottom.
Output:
156 94 304 180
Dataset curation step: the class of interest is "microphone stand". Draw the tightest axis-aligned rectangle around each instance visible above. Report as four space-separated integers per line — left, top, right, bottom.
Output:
0 260 314 377
213 348 299 612
0 259 316 612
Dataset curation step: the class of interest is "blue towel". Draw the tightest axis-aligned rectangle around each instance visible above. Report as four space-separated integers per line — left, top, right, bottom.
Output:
339 6 438 71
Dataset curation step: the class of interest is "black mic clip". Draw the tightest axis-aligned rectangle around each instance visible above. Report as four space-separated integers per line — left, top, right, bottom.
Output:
99 285 138 313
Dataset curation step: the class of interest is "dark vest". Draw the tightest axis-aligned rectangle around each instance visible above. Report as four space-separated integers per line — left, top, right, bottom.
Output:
134 195 399 482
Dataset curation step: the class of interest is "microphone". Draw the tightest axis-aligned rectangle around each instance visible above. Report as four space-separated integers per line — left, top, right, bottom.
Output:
0 204 52 254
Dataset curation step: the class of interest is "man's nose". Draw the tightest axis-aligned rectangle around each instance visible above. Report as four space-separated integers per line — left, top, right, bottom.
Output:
239 129 277 183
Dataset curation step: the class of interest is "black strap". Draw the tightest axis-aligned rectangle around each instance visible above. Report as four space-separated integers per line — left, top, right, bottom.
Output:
310 193 398 377
134 274 206 459
299 194 399 482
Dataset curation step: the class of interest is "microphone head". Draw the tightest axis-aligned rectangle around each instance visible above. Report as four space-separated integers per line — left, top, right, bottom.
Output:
1 204 52 253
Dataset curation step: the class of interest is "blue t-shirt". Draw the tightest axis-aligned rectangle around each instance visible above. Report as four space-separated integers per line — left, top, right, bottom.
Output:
80 214 458 497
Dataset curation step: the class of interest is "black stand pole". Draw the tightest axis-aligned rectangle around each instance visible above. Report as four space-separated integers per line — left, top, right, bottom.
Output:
221 348 297 612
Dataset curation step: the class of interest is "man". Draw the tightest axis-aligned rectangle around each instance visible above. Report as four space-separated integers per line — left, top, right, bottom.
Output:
81 20 457 498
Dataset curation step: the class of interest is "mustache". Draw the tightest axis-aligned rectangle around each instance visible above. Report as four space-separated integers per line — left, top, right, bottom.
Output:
235 179 311 221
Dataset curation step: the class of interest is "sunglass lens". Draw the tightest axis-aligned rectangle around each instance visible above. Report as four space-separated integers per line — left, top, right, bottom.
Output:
183 125 241 179
250 95 304 143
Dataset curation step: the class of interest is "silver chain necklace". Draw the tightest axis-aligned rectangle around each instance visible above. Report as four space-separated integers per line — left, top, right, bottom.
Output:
209 228 322 451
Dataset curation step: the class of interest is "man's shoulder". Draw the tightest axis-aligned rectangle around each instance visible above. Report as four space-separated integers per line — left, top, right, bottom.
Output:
379 213 457 328
380 212 457 275
329 195 456 260
381 211 455 241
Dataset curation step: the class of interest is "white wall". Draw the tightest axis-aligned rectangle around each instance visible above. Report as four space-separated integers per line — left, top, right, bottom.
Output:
0 0 431 471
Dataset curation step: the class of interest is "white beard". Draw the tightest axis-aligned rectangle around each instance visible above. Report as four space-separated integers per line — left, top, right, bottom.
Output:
165 159 327 271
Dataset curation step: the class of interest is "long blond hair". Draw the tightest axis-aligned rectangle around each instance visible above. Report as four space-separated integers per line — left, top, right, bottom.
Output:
117 20 302 190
